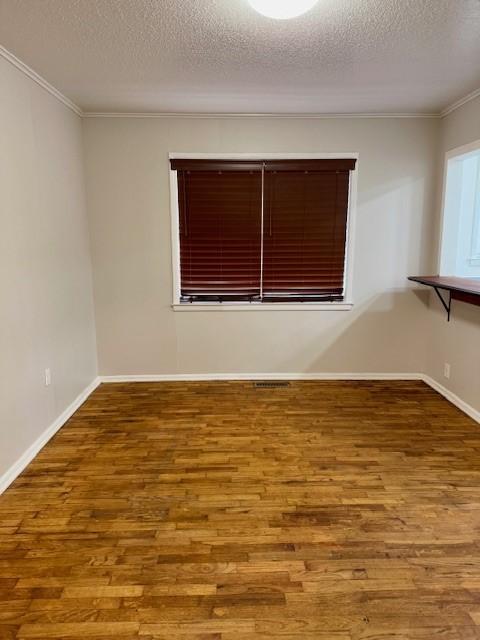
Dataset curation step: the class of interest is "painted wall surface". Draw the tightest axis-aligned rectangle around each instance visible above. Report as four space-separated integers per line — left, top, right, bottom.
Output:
425 95 480 412
0 57 97 479
83 116 438 376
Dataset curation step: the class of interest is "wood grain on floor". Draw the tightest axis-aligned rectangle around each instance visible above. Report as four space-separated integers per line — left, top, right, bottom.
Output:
2 380 480 639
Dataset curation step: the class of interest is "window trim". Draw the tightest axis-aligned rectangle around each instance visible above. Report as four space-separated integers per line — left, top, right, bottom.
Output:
438 138 480 277
169 152 359 311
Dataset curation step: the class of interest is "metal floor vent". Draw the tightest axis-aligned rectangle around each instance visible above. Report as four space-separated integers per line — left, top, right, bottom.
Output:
254 381 291 389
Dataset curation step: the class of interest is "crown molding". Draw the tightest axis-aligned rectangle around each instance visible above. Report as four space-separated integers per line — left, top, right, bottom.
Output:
2 44 478 121
0 45 83 117
441 86 480 118
83 111 440 119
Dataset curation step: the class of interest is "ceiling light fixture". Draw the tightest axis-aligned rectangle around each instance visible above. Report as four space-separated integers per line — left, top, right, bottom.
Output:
248 0 318 19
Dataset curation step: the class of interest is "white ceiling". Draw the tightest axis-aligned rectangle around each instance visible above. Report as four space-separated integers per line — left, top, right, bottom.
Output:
1 0 480 115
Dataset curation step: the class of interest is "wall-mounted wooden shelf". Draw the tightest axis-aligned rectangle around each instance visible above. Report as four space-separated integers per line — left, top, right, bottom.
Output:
408 275 480 321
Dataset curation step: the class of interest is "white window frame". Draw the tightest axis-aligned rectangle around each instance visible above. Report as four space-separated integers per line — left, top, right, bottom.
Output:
169 152 358 311
439 139 480 277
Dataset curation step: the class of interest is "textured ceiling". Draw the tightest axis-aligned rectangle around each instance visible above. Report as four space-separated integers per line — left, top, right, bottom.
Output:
1 0 480 114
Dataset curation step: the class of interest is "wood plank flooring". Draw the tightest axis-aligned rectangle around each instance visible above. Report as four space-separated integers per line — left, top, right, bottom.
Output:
2 380 480 639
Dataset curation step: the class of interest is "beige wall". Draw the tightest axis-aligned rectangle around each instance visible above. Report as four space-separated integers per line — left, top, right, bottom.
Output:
425 95 480 412
83 116 438 376
0 57 97 480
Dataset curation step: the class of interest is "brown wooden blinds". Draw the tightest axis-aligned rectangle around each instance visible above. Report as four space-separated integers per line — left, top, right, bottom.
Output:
262 168 351 301
177 168 263 299
172 158 356 302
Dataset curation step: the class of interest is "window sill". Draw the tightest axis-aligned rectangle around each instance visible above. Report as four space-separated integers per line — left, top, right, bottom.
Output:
172 302 354 312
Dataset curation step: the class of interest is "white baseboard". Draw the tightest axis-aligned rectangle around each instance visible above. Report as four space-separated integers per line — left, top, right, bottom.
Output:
100 372 480 425
0 377 101 495
422 374 480 424
2 372 477 496
100 372 423 383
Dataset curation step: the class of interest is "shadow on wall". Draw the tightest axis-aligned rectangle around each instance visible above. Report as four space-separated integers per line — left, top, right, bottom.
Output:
447 298 480 325
276 289 431 375
413 285 480 326
355 169 434 282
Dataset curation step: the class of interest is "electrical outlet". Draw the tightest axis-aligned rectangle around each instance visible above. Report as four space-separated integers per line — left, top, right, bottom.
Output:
45 368 52 386
444 363 451 379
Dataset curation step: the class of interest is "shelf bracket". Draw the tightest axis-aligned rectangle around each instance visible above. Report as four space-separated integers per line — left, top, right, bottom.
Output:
433 287 452 321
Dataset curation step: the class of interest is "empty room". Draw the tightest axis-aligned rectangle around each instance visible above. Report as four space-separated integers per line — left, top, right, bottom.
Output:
1 0 480 638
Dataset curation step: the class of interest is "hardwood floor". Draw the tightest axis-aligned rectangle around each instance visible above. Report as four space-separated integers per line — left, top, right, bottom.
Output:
2 380 480 639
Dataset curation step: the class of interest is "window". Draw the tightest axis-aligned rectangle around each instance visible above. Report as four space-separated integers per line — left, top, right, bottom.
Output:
170 155 357 309
471 162 480 266
440 141 480 277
